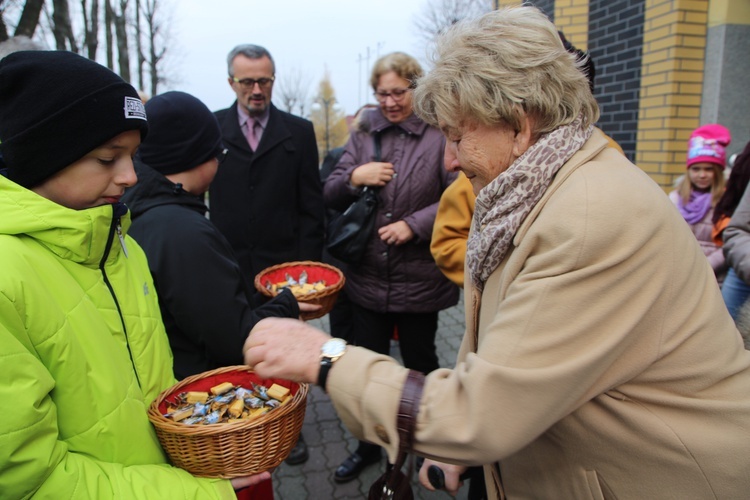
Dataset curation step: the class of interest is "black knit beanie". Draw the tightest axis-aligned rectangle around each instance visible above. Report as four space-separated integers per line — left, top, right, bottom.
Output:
0 50 148 188
138 91 223 175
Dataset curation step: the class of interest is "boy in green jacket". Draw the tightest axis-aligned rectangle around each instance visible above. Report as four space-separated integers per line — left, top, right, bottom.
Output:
0 50 266 498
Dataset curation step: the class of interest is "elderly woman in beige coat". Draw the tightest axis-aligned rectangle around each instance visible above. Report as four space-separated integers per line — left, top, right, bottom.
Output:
244 6 750 499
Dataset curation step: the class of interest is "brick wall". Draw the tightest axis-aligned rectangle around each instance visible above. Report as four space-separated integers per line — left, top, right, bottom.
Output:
635 0 708 187
491 0 720 189
588 0 645 162
528 0 556 22
555 0 589 49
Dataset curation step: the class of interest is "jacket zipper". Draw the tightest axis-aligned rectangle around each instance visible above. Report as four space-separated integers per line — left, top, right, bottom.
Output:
116 223 129 258
99 203 142 389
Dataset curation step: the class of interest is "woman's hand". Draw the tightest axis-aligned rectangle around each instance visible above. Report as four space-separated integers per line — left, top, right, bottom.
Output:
230 470 272 490
351 162 395 187
378 221 414 246
244 317 330 383
419 459 467 496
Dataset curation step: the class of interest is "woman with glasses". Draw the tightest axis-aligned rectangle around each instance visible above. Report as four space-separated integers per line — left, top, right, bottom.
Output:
323 51 459 483
123 91 312 390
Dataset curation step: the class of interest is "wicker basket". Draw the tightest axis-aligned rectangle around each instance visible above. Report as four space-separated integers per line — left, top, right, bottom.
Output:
254 260 345 320
147 365 307 478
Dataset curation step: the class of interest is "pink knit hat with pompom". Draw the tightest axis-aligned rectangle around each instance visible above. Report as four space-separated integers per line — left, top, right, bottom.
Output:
687 124 731 168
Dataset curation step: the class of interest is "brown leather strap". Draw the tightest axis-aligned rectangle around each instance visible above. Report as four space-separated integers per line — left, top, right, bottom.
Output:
393 370 425 469
397 370 425 450
369 370 424 500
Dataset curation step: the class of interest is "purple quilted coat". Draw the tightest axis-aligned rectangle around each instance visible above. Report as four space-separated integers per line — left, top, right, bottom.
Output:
324 109 459 313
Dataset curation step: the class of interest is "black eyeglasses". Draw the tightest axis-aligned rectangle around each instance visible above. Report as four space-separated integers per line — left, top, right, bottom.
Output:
232 76 275 89
216 148 228 165
373 88 411 103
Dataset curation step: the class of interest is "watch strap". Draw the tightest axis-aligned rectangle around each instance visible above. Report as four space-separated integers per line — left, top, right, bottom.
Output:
318 357 334 392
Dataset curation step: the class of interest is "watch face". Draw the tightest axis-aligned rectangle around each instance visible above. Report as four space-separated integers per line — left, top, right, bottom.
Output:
322 338 347 357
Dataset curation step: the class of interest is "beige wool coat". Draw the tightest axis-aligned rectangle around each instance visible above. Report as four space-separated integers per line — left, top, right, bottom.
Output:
328 129 750 499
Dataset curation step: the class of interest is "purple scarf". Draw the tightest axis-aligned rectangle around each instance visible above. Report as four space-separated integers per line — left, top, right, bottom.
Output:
678 190 712 225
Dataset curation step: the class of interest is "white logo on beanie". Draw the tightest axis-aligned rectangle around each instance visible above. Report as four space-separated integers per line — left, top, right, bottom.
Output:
124 96 147 120
688 136 722 161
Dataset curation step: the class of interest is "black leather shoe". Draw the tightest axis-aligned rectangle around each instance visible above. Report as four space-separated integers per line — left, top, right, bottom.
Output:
334 451 380 483
285 435 309 465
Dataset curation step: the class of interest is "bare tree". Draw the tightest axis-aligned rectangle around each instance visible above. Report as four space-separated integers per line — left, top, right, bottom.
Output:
142 0 166 96
112 0 129 81
13 0 45 38
82 0 100 60
413 0 492 44
275 67 311 117
1 0 172 94
104 0 113 68
0 0 10 41
133 0 144 91
51 0 78 51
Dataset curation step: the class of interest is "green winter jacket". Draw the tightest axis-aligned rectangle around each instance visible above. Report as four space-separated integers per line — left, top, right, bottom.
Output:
0 176 235 499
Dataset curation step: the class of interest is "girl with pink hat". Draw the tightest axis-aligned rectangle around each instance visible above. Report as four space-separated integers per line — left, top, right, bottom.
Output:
669 123 732 283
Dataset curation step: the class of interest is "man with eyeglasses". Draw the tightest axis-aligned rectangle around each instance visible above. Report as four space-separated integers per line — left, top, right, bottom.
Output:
209 44 324 466
210 44 324 285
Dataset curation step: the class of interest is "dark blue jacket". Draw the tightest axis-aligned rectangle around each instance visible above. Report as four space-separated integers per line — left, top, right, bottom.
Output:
123 160 298 379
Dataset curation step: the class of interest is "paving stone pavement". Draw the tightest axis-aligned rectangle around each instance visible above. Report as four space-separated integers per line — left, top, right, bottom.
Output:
271 292 469 500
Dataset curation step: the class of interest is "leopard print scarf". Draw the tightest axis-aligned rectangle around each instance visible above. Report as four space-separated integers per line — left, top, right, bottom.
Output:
467 116 593 291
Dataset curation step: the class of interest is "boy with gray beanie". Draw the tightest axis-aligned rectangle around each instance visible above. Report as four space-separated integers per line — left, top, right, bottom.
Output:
0 51 266 497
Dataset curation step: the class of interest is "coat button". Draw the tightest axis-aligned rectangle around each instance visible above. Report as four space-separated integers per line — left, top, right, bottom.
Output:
385 212 392 218
375 425 390 444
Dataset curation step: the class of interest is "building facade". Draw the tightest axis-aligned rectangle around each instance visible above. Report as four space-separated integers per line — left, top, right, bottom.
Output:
498 0 750 188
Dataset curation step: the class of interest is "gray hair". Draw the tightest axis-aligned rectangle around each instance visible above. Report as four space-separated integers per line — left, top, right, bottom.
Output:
0 36 43 60
370 52 423 90
413 6 599 135
226 44 275 76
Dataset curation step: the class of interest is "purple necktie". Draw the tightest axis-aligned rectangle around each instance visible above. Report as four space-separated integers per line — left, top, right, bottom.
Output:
246 119 261 150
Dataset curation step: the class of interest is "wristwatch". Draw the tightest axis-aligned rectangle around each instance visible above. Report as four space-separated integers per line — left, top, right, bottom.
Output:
318 338 347 392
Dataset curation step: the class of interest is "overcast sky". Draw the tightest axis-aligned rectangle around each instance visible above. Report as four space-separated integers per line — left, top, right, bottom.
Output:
171 0 430 117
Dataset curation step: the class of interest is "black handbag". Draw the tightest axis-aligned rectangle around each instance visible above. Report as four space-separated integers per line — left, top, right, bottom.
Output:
325 186 378 266
368 370 425 500
325 134 382 266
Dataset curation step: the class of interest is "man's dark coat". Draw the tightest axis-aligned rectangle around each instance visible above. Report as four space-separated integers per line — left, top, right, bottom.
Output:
210 102 325 281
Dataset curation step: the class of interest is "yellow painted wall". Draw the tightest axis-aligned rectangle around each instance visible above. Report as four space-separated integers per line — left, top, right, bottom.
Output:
708 0 750 27
488 0 745 189
636 0 709 188
555 0 590 49
495 0 522 7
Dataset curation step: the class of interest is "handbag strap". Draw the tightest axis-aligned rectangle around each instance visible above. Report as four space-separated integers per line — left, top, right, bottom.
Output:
363 133 383 198
373 132 382 162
